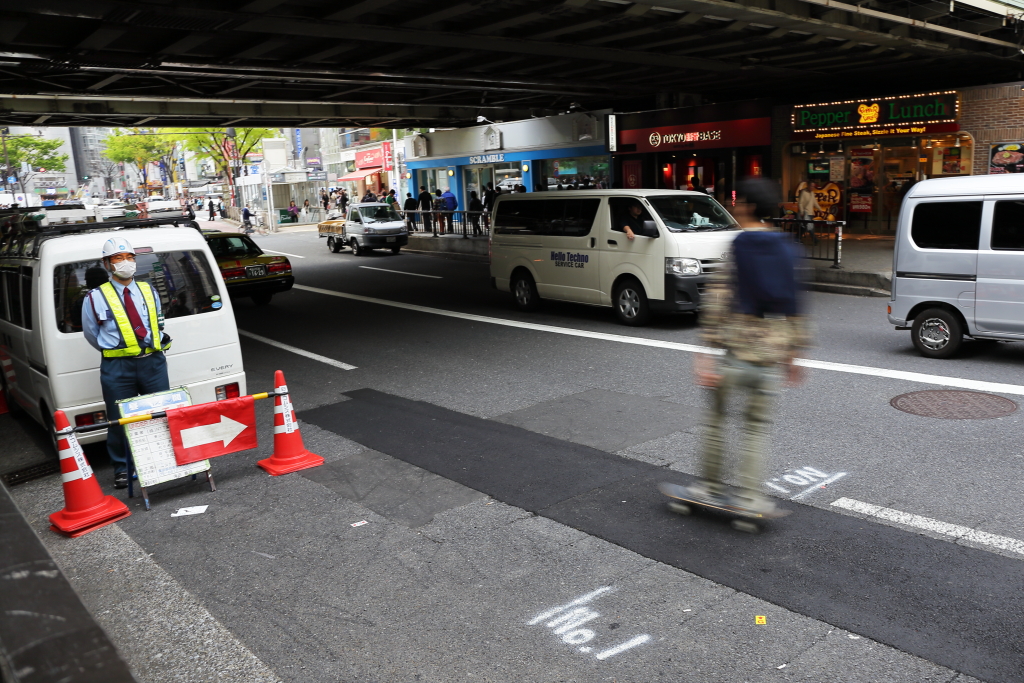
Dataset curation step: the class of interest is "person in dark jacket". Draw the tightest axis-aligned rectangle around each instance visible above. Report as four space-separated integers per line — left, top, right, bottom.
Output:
468 190 483 236
207 199 216 221
433 189 447 235
417 185 433 233
242 204 253 233
403 192 419 232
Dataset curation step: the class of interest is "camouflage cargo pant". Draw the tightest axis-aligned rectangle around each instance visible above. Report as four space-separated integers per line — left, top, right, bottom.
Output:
701 355 779 499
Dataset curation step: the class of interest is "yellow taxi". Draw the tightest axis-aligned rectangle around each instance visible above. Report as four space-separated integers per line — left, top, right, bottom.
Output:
202 230 293 305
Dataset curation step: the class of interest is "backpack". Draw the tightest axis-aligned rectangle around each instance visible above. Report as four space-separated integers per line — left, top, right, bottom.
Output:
731 231 800 317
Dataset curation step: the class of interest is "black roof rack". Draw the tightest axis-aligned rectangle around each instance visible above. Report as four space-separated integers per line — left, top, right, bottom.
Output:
0 212 202 260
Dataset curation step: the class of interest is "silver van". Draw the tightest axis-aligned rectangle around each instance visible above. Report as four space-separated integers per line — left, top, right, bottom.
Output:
888 174 1024 358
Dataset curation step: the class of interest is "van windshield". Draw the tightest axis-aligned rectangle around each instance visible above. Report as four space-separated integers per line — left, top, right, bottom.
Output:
646 195 739 232
54 250 222 333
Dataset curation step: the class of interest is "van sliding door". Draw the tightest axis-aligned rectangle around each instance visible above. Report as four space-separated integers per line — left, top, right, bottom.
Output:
977 199 1024 335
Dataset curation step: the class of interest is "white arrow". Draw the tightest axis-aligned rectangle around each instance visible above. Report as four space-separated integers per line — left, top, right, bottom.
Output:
180 415 248 450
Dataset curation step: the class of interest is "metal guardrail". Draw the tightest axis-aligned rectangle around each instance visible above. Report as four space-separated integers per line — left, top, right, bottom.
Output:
772 218 844 269
0 483 137 683
401 210 490 238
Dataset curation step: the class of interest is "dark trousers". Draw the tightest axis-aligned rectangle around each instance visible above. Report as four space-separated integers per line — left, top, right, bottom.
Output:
100 353 170 474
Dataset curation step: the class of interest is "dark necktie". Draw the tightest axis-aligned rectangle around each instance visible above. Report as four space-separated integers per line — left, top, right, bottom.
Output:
122 288 148 343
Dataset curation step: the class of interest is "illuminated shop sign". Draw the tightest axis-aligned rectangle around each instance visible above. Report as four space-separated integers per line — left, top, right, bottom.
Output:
792 91 959 140
618 118 771 154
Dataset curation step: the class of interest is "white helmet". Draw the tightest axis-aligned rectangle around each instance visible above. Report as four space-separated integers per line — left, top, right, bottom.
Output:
101 237 135 259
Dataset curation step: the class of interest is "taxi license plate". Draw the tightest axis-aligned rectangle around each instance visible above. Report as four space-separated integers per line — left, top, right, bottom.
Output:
386 236 396 242
246 265 267 277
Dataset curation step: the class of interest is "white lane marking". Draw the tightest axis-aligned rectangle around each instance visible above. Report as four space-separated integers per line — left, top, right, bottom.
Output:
293 285 1024 395
238 330 357 370
831 497 1024 555
359 266 441 279
260 249 305 258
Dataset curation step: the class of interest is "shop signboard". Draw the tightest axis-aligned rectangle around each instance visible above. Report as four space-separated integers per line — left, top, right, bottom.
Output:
617 117 771 154
355 147 383 169
989 143 1024 174
306 156 321 167
793 91 959 141
307 171 327 181
829 156 845 182
850 194 873 213
382 142 393 172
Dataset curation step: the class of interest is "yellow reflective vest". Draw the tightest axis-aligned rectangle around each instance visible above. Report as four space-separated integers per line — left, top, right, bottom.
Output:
97 281 163 358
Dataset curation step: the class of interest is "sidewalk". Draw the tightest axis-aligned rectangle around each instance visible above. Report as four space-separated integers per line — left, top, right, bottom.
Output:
809 234 894 297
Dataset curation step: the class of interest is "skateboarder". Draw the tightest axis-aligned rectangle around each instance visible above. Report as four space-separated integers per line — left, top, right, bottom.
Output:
692 178 811 514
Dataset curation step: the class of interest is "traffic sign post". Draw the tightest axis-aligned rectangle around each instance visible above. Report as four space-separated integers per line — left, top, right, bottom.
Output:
117 388 214 511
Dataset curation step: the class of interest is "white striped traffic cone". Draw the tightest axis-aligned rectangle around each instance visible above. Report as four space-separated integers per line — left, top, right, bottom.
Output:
49 410 131 537
257 370 324 476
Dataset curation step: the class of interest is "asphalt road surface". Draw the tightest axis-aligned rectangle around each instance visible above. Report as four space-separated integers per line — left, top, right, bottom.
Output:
8 226 1024 683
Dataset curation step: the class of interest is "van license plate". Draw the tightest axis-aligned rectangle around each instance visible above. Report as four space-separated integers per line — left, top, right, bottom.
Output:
246 265 267 277
386 236 396 242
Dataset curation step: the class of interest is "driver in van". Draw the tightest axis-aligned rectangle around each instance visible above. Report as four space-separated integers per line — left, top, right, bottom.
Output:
82 237 172 489
617 201 647 240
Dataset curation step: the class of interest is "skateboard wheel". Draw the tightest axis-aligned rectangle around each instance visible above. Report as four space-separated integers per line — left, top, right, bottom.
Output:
668 502 692 516
731 520 759 534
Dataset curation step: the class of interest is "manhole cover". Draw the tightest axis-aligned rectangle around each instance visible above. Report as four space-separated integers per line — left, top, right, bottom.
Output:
890 390 1017 419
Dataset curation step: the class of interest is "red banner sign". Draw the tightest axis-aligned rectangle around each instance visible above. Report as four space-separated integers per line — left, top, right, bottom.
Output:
167 396 258 465
382 141 393 171
355 147 383 169
850 194 874 213
618 117 772 153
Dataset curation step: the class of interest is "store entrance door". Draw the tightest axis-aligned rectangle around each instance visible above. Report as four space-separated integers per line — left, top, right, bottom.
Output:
463 167 494 209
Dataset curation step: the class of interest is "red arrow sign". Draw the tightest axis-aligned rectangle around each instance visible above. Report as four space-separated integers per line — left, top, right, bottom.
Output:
167 396 258 465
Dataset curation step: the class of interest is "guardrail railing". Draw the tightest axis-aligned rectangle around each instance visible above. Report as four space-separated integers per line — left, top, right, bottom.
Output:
401 210 490 238
771 218 843 269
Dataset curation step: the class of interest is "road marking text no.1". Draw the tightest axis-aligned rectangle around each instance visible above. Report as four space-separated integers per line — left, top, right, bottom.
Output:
528 587 651 661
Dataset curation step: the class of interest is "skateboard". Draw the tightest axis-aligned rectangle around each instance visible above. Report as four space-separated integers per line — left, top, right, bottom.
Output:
657 482 790 533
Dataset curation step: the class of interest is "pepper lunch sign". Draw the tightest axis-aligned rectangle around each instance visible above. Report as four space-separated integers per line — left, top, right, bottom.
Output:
793 91 959 137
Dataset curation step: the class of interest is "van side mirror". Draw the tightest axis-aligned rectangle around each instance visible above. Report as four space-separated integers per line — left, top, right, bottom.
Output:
641 220 659 237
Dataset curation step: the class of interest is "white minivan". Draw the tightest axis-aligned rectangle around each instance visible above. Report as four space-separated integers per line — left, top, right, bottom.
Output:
0 215 246 451
489 189 740 325
888 174 1024 358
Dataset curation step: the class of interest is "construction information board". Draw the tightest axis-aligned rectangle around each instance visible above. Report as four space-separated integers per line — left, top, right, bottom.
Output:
119 388 210 487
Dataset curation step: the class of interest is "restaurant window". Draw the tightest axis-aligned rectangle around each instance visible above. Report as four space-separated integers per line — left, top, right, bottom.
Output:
541 156 610 190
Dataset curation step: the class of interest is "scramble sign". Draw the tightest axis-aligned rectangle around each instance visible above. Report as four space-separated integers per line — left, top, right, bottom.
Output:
167 395 258 465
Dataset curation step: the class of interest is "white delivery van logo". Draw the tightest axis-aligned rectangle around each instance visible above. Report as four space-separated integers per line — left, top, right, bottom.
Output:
551 251 589 268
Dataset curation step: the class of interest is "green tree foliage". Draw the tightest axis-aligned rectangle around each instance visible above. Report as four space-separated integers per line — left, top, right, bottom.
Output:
1 135 68 195
102 129 172 191
165 127 275 205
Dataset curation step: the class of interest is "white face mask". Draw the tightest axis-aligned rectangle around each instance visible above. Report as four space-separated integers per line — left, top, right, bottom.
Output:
112 260 136 279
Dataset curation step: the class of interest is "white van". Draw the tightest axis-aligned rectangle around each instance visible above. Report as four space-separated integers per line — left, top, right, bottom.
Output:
489 189 740 325
0 215 246 449
888 174 1024 358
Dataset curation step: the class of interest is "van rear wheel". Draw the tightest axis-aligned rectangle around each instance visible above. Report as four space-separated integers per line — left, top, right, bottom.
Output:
912 308 963 359
613 278 651 326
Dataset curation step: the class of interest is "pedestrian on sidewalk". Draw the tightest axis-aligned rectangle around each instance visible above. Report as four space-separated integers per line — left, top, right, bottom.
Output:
362 189 376 203
207 199 216 221
468 190 483 236
339 189 349 213
433 189 447 235
386 189 400 210
82 238 172 489
693 178 809 514
418 185 433 234
302 199 311 222
242 204 254 233
403 192 419 232
797 181 822 244
287 200 300 223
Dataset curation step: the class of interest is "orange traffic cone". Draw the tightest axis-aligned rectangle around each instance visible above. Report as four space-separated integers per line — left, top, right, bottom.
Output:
49 410 131 537
257 371 324 476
